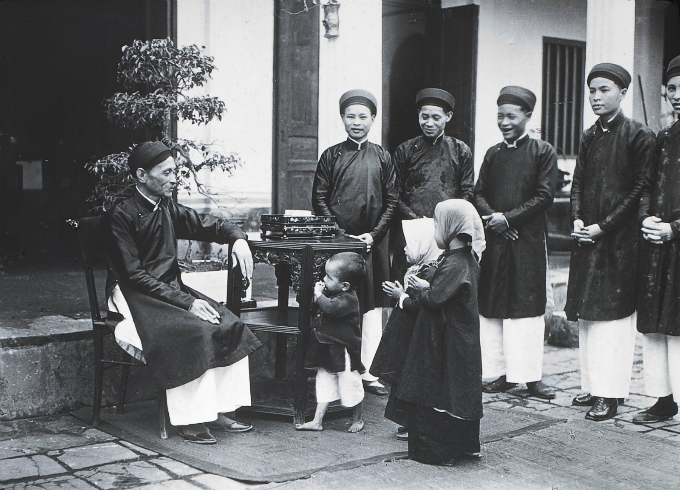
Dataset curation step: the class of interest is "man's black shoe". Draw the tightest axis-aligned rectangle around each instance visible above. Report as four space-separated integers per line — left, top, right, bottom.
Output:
572 393 624 406
482 376 517 393
632 397 678 424
572 393 595 406
585 397 617 421
363 381 389 396
526 381 556 399
632 411 677 424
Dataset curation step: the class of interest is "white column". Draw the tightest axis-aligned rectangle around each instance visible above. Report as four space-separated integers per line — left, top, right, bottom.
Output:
583 0 636 128
177 0 274 214
317 0 383 155
634 0 670 131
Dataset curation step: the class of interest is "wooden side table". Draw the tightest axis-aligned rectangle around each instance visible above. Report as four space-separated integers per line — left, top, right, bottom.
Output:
227 236 367 425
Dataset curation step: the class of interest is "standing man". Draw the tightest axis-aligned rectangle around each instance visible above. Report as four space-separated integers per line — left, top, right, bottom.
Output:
392 88 475 279
566 63 655 421
312 90 399 396
634 56 680 424
105 141 262 444
474 86 557 400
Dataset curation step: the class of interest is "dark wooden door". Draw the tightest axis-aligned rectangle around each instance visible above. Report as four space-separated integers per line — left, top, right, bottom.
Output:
424 4 479 151
273 2 320 213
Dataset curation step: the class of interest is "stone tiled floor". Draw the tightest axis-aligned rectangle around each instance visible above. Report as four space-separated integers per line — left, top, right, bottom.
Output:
0 416 254 489
2 334 679 489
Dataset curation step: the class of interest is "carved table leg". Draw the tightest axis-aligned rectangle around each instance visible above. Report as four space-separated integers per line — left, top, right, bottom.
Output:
274 263 290 380
293 245 314 425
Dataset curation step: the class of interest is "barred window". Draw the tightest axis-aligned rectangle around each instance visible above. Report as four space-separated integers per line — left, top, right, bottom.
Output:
542 37 586 157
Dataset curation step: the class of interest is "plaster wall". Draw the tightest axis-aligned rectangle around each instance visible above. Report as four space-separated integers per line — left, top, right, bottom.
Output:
318 0 383 155
177 0 274 218
442 0 587 174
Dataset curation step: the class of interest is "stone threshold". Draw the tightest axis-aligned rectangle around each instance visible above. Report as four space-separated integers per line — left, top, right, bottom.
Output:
0 315 92 348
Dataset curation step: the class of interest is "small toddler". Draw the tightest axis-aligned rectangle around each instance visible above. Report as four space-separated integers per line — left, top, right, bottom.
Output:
296 252 366 433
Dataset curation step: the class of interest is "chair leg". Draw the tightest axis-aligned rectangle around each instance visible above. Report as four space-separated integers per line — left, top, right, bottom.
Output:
117 364 131 414
92 331 105 426
158 388 169 440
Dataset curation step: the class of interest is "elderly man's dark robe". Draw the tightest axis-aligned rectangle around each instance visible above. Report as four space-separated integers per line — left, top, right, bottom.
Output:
565 112 656 322
105 190 261 390
474 136 557 319
312 139 398 310
638 120 680 336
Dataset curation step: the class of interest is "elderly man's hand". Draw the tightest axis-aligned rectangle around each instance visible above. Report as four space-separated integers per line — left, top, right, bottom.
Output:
189 299 221 324
231 239 253 279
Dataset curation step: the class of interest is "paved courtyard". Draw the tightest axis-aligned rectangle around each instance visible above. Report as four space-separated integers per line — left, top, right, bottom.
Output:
2 336 679 489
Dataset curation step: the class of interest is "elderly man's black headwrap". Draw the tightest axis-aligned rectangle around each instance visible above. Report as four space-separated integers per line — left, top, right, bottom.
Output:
128 141 173 174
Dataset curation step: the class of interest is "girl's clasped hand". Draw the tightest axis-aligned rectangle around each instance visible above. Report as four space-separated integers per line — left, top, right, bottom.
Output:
382 280 405 300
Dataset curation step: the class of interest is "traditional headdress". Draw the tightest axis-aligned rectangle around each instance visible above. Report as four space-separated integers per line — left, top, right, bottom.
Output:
497 86 537 112
128 141 173 173
339 89 378 116
587 63 631 89
416 88 455 113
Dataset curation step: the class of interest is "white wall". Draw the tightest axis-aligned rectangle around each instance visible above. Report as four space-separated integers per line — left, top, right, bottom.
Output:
317 0 383 155
583 0 636 129
177 0 274 218
448 0 587 174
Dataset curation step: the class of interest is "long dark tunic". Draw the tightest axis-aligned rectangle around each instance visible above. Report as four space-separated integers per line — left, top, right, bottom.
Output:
565 112 656 322
105 190 262 390
391 134 474 280
312 139 398 309
638 120 680 336
396 249 483 421
305 290 365 373
394 134 475 219
474 136 557 319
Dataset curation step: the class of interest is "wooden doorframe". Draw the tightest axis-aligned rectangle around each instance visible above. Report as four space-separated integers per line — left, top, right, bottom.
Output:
272 3 320 214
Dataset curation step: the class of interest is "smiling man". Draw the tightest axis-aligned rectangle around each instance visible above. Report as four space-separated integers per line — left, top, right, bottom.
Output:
105 141 261 444
391 88 474 280
565 63 655 421
473 86 557 400
312 90 398 397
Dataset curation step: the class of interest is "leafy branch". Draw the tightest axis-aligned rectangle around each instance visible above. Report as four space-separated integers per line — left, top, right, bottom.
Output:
85 38 239 213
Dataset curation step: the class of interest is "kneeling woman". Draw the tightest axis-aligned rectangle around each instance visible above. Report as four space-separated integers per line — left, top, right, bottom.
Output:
396 199 485 465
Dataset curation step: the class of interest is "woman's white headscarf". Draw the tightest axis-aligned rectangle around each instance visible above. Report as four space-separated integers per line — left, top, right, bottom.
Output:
433 199 486 262
402 218 442 284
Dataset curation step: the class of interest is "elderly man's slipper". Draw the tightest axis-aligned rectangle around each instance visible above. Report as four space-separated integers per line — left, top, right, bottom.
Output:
178 429 217 444
206 420 253 433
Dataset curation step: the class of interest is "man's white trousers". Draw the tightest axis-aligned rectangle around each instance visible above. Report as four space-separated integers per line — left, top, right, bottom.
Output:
578 313 637 398
360 307 383 382
642 332 680 398
480 315 545 384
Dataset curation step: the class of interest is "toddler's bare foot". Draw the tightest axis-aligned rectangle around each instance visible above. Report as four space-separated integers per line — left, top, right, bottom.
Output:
295 421 323 431
348 420 364 433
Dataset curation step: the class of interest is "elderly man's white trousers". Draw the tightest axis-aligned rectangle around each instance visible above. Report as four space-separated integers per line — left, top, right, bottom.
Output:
642 333 680 398
108 285 251 426
479 315 545 384
578 313 637 398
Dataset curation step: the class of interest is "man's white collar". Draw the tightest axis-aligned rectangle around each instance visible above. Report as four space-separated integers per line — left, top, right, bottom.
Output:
349 136 369 150
504 133 528 148
136 186 161 210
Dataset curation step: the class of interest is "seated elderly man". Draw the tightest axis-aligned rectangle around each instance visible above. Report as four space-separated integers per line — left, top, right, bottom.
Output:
104 141 262 444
